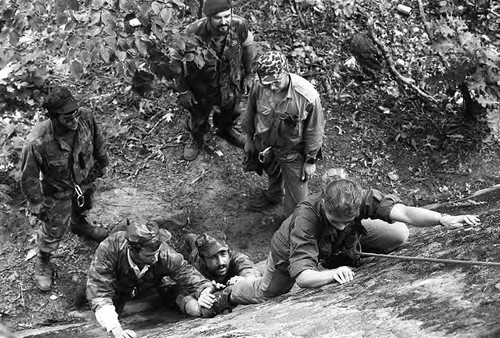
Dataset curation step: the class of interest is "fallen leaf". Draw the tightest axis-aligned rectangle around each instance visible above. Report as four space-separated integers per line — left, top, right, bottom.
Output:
387 172 399 181
163 112 174 123
25 247 38 261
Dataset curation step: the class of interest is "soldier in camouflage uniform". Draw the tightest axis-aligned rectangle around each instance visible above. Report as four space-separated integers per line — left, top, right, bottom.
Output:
171 0 255 161
178 232 261 317
20 86 109 291
86 221 214 338
205 169 481 314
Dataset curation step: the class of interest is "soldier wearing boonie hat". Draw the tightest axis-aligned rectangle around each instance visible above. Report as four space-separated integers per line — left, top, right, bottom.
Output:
171 0 255 161
85 220 214 338
242 50 326 217
20 85 109 292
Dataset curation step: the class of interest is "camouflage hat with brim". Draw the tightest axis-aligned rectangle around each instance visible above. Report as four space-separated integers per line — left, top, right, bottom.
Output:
196 233 228 258
256 51 289 81
126 221 160 248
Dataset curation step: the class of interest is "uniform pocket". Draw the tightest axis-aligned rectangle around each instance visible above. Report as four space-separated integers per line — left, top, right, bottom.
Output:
48 159 70 180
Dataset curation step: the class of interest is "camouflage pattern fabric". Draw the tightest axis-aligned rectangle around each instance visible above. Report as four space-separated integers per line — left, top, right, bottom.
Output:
125 221 160 245
87 231 212 312
21 108 109 205
255 51 289 79
171 16 251 110
189 248 260 285
20 109 108 253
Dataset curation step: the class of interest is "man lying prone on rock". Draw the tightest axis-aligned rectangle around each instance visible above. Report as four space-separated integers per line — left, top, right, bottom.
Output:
205 168 480 314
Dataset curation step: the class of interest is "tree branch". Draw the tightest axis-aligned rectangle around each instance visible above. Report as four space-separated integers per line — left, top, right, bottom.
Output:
366 17 438 103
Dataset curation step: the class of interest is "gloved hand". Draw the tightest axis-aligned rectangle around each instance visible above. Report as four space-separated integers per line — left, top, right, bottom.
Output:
178 91 197 109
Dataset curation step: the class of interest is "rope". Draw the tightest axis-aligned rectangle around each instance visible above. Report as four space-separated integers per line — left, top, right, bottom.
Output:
360 252 500 267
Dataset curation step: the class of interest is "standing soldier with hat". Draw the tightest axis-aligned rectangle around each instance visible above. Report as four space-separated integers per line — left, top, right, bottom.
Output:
20 86 109 291
177 232 261 317
171 0 255 161
86 222 214 338
243 51 325 217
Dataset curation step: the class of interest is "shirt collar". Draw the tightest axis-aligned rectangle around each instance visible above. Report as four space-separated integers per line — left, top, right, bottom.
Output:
127 248 151 279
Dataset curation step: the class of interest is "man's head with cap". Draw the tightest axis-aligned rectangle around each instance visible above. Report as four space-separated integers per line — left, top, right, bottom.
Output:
255 51 290 92
42 86 80 131
126 221 162 265
203 0 232 35
196 233 230 277
203 0 232 17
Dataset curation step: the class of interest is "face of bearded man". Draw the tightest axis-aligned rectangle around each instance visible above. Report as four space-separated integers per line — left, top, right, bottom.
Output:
209 8 232 35
203 250 230 278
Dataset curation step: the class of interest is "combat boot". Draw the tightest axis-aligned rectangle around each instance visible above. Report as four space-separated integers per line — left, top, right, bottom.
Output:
70 217 108 242
211 286 235 315
183 133 204 161
184 233 198 251
247 191 283 211
217 127 245 149
34 252 53 291
200 286 235 318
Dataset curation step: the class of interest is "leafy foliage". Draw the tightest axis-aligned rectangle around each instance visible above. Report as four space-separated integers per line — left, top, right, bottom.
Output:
426 6 500 139
1 0 201 85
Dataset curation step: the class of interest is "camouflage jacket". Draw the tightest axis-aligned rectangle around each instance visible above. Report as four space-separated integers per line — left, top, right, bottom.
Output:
20 109 109 204
87 231 212 311
172 15 253 105
271 189 402 278
189 249 260 285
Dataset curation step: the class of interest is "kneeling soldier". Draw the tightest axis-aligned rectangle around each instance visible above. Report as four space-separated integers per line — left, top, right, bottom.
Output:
86 221 214 338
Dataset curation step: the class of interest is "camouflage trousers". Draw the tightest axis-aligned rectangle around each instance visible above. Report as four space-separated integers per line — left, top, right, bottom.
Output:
37 186 94 253
186 84 241 135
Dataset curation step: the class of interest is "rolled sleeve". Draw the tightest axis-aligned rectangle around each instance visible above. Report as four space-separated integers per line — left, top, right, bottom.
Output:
303 95 325 159
361 189 403 222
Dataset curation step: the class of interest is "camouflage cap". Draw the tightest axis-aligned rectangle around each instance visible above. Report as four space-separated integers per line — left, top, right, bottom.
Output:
196 233 228 258
126 221 160 248
42 86 79 115
255 51 289 81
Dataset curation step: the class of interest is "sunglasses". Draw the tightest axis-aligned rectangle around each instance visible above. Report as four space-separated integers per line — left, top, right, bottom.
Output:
259 73 283 86
60 109 81 122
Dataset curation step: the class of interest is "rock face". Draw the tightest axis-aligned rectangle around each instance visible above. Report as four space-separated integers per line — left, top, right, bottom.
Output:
14 200 500 338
